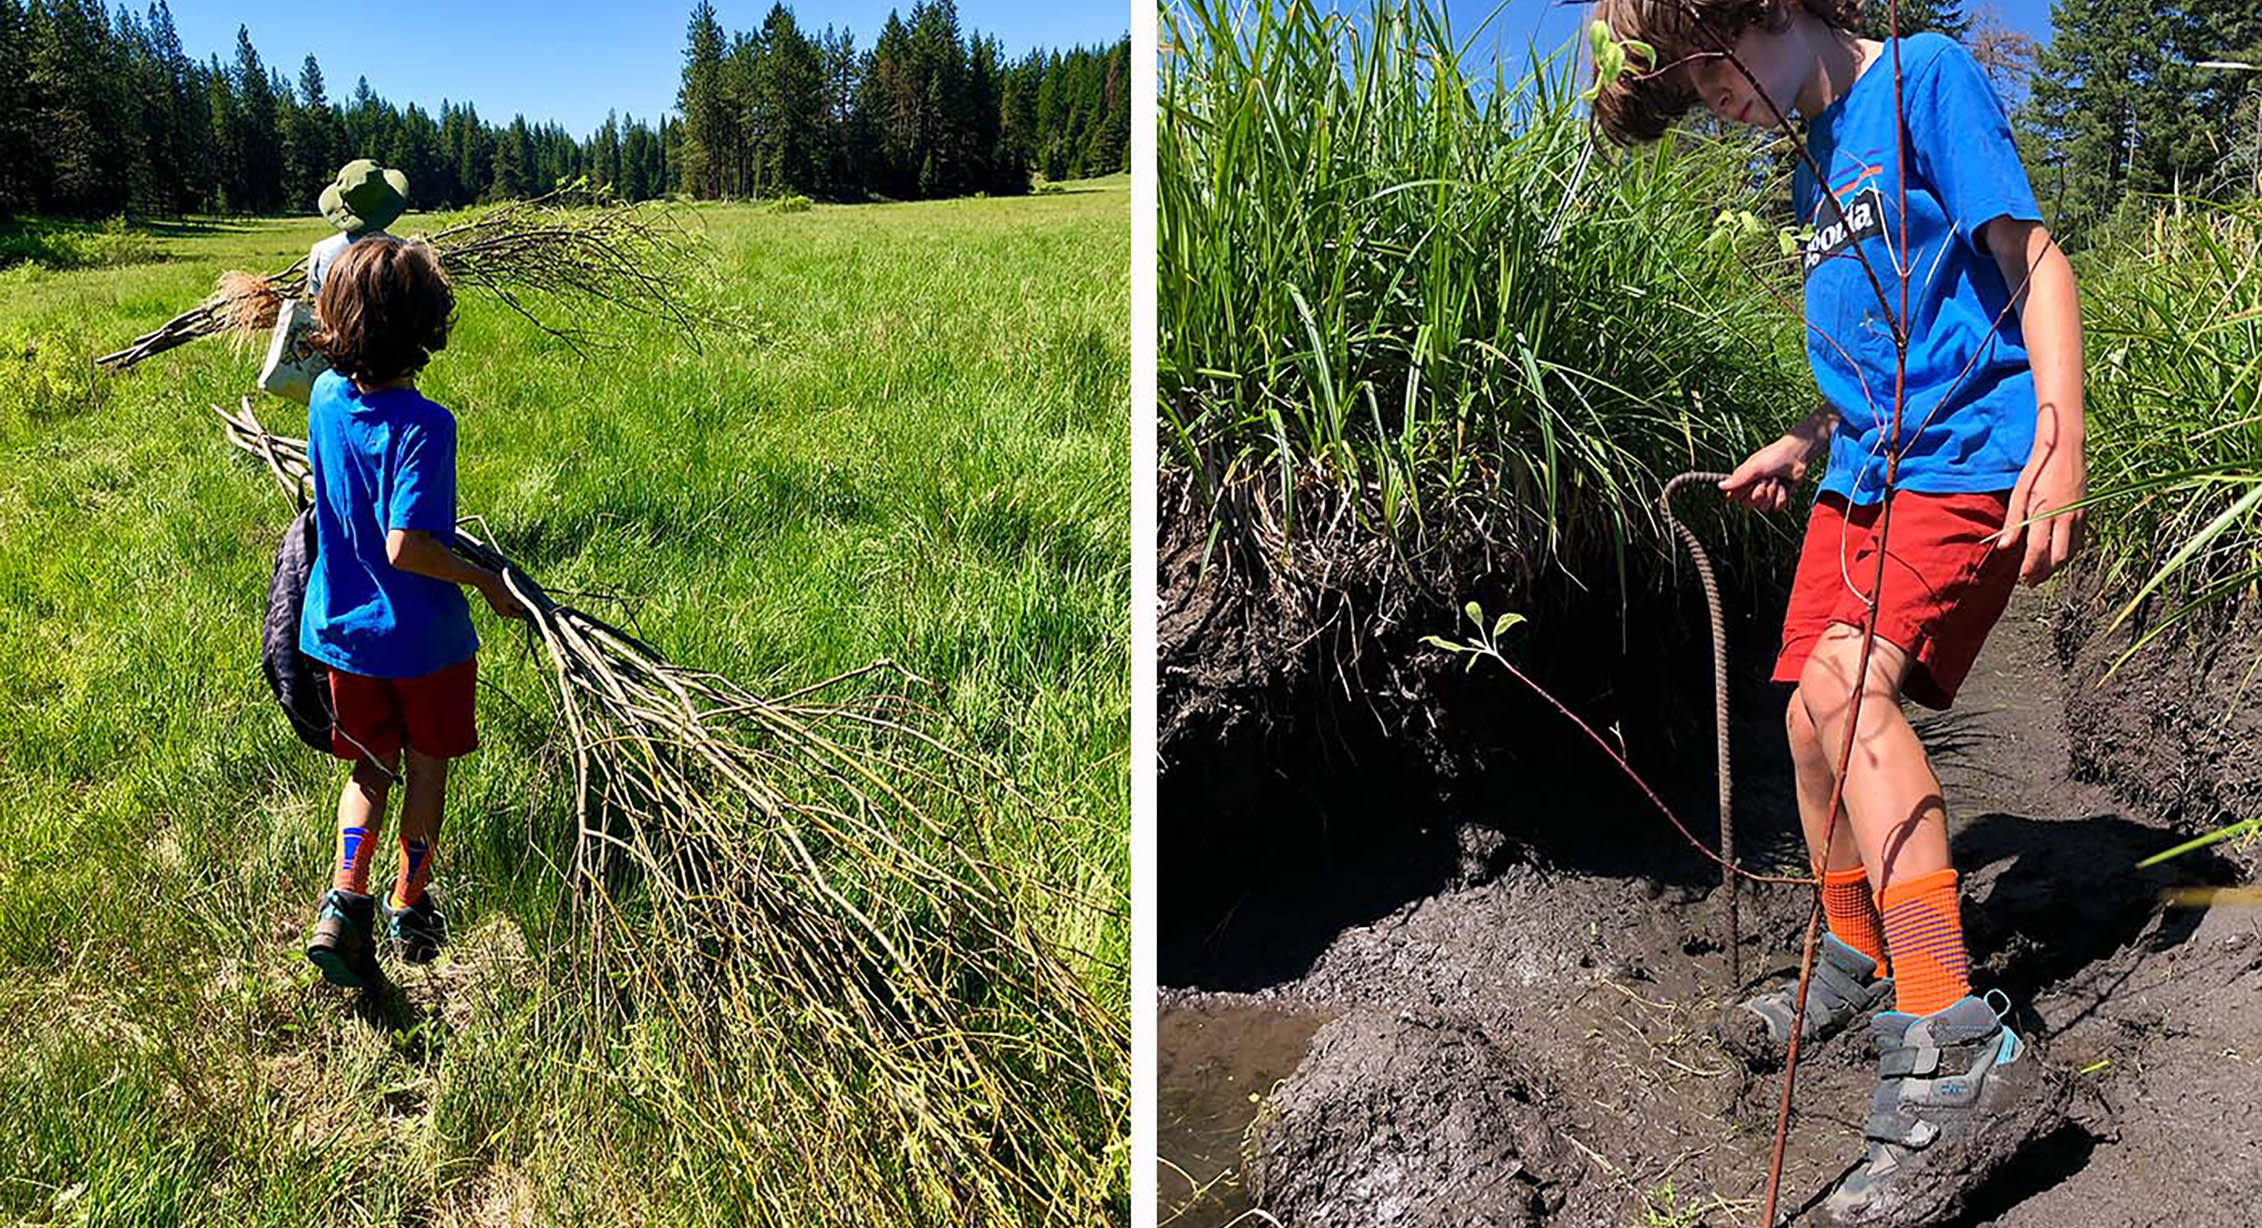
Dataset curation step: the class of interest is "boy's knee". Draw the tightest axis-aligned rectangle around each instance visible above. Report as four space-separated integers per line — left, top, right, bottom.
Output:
1796 643 1856 728
1803 627 1904 707
1786 692 1819 749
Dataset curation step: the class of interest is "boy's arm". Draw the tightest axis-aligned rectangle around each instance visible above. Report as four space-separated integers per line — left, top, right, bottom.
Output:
1983 217 2085 586
1719 405 1835 511
386 529 527 619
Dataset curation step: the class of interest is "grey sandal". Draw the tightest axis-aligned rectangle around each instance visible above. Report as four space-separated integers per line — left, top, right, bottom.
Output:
1819 993 2048 1227
1720 932 1893 1064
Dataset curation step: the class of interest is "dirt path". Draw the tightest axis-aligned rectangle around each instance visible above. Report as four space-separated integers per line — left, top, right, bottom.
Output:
1160 590 2262 1226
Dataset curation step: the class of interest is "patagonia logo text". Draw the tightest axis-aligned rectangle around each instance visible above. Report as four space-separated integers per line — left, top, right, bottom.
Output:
1803 186 1889 275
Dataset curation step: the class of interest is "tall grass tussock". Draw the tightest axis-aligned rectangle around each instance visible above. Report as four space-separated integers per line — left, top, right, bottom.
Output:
2078 199 2262 661
1162 0 1808 592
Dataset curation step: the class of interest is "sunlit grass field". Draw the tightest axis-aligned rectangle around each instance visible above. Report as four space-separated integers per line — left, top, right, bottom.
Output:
0 178 1128 1223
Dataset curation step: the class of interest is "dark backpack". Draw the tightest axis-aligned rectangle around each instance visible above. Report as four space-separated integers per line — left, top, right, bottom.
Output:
263 505 336 752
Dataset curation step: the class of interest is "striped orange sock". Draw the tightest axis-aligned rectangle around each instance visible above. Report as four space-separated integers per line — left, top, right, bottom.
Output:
1821 865 1889 977
333 823 375 894
1878 867 1972 1016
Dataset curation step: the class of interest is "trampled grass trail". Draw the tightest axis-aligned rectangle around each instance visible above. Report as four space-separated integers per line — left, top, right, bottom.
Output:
0 179 1128 1223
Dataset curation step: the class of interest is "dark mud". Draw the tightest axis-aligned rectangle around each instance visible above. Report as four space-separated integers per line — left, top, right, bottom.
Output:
1246 1010 1604 1227
1159 591 2262 1227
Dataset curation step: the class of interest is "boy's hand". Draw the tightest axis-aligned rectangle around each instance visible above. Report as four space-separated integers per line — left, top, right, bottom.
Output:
1719 433 1815 512
480 575 529 621
1994 406 2085 585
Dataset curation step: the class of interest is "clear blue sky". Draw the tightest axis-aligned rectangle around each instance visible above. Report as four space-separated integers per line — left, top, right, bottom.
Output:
1450 0 2060 78
166 1 1132 136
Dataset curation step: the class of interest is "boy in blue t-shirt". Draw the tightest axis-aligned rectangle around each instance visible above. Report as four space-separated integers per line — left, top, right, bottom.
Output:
1592 2 2085 1222
299 236 524 987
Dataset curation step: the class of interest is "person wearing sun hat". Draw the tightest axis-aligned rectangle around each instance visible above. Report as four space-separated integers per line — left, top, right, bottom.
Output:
262 159 414 403
308 159 411 298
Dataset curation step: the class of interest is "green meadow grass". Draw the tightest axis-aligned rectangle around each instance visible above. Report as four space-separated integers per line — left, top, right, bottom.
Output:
0 178 1128 1223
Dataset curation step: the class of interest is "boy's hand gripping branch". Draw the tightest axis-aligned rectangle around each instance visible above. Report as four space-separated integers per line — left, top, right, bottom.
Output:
385 528 530 620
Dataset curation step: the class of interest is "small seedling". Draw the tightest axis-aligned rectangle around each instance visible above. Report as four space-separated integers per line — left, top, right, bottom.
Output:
1583 19 1655 102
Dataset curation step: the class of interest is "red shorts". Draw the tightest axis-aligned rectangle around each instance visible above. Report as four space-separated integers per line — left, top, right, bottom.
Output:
1773 490 2019 710
328 657 479 762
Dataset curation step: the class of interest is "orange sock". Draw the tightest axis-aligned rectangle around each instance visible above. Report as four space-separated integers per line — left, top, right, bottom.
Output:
392 836 434 909
1821 865 1889 977
1878 868 1972 1016
333 824 375 894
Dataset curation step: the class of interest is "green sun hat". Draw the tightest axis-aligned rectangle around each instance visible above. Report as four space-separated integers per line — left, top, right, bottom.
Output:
319 159 410 234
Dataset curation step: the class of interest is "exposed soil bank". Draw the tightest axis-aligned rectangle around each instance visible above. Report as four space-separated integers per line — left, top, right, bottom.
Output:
1159 591 2262 1227
1159 481 1798 992
2056 576 2262 848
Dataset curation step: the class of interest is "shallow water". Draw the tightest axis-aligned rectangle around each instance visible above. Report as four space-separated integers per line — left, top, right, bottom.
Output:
1156 997 1334 1227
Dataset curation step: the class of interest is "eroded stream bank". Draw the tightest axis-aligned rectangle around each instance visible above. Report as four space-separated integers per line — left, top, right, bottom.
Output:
1160 591 2262 1227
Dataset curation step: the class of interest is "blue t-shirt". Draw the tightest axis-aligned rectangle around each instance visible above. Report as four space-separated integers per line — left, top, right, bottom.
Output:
1793 34 2044 505
300 369 479 678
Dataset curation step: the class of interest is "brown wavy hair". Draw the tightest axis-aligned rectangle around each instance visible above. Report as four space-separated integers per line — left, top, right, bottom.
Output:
1589 0 1864 145
311 236 454 386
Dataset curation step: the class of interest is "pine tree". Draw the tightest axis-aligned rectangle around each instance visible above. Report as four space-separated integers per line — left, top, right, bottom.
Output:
144 1 207 214
27 0 123 214
230 26 283 211
1000 50 1042 187
863 12 920 198
491 115 535 200
1096 37 1130 175
907 0 970 196
2028 0 2157 239
725 28 758 198
5 2 1127 220
595 109 622 194
965 32 1005 192
622 116 652 200
754 4 826 195
1965 4 2039 98
0 0 33 215
205 53 240 212
285 54 337 212
679 1 732 198
110 6 163 215
2194 5 2262 191
344 74 381 157
394 104 441 207
817 25 859 194
1856 0 1971 42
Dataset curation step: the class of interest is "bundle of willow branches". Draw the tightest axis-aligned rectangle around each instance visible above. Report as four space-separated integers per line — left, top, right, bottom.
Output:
101 188 713 372
215 398 1125 1222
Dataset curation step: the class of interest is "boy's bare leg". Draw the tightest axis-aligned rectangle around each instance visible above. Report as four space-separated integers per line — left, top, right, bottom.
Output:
1787 693 1864 873
1794 625 1949 887
1798 622 1972 1016
332 753 399 894
394 747 448 907
1786 686 1892 979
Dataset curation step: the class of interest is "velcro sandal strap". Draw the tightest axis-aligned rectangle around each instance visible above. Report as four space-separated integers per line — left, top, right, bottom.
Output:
1809 950 1871 1011
1882 1036 1997 1081
1878 1044 1941 1079
1864 1108 1942 1149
